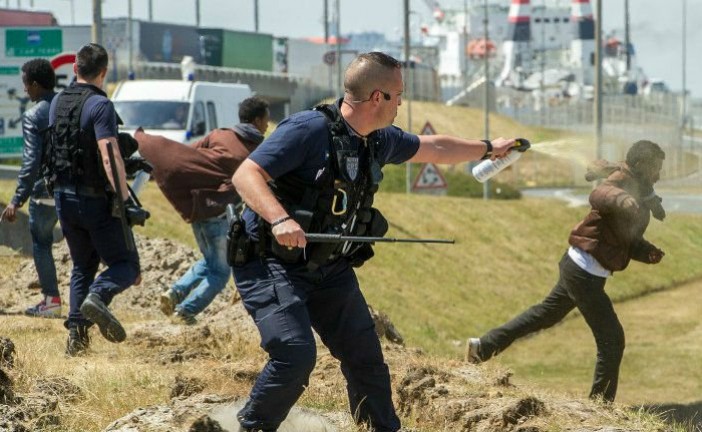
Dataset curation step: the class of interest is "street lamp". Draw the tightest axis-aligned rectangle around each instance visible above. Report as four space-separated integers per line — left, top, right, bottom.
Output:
482 0 490 200
60 0 76 25
404 0 413 194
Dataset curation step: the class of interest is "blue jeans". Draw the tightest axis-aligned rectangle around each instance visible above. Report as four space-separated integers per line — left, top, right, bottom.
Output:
172 217 231 316
28 199 59 298
233 257 400 432
55 191 140 329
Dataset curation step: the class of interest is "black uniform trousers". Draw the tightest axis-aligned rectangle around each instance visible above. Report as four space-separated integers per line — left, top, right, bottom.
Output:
233 256 400 432
478 253 625 402
55 190 140 329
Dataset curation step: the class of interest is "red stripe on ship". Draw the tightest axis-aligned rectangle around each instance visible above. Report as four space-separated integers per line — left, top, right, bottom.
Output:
508 16 531 23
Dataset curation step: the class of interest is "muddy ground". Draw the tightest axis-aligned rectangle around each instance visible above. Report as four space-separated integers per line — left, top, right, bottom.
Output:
0 236 668 431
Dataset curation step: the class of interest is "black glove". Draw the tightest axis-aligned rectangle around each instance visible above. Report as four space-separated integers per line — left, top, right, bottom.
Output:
125 198 150 227
117 132 139 158
124 156 153 176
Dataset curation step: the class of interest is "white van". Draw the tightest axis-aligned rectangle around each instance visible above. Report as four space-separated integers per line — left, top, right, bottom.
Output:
111 80 252 143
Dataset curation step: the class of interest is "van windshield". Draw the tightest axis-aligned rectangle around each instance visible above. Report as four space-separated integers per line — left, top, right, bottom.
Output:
114 101 190 130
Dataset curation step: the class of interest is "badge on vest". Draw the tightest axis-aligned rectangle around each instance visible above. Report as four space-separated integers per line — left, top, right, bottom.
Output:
345 156 359 181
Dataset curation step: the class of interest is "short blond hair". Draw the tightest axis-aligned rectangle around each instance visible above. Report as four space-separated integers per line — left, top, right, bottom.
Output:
344 52 401 101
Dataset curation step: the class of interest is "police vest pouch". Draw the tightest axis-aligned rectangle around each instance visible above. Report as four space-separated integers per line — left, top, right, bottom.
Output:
305 225 342 272
226 204 249 267
346 208 388 268
269 209 313 264
368 208 389 237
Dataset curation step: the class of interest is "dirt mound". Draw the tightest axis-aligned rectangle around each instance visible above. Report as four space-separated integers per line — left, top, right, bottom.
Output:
0 235 236 317
106 394 346 432
1 234 647 432
391 357 642 432
0 338 62 430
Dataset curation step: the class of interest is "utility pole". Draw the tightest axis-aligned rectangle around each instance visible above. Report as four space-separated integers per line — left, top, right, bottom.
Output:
324 0 333 96
148 0 153 21
681 0 687 178
195 0 201 27
624 0 630 72
404 0 413 194
594 0 603 160
463 0 468 88
254 0 259 32
91 0 102 45
682 0 687 129
128 0 133 77
540 0 545 126
483 0 490 200
335 0 342 95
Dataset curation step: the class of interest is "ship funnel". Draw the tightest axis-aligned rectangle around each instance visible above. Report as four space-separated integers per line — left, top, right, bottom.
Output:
496 0 531 87
570 0 596 85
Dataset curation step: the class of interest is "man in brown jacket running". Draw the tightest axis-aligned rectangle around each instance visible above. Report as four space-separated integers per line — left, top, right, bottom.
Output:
467 140 666 403
134 96 269 324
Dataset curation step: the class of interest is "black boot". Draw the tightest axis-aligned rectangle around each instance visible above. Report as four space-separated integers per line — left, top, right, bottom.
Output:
80 293 126 343
66 326 90 356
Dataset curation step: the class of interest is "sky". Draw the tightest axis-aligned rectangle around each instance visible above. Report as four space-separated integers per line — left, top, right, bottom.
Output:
16 0 702 98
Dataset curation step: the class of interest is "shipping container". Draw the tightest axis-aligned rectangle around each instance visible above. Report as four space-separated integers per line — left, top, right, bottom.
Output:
198 29 273 71
138 21 200 64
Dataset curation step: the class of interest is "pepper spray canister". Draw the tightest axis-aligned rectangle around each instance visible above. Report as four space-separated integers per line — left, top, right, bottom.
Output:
472 138 531 183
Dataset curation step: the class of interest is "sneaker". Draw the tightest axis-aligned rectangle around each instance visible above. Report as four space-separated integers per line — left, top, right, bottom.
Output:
24 296 61 318
79 293 126 343
66 326 90 356
159 289 181 316
466 338 483 364
172 310 197 326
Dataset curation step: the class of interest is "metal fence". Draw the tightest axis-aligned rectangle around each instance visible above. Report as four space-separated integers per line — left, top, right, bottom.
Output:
496 90 700 187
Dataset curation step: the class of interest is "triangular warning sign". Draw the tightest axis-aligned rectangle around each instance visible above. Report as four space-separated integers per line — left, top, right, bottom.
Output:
420 121 436 135
412 163 447 190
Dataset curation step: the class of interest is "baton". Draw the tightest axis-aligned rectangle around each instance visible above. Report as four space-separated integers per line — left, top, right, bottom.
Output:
106 142 135 251
305 233 455 244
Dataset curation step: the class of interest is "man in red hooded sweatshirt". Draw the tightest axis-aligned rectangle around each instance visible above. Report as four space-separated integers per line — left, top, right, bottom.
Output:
467 140 666 403
134 96 269 324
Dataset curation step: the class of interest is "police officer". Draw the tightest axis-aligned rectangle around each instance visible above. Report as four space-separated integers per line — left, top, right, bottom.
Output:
47 43 140 356
231 51 517 432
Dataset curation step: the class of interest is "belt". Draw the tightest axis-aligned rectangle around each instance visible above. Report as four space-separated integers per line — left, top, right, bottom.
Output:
53 184 107 198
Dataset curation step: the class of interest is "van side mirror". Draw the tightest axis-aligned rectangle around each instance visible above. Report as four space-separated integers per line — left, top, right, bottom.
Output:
192 120 206 136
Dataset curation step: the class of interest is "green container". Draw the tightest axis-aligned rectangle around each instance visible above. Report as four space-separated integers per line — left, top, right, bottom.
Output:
198 29 273 71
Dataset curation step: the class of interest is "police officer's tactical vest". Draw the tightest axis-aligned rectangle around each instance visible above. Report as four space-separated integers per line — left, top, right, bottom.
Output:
264 102 388 270
42 83 108 192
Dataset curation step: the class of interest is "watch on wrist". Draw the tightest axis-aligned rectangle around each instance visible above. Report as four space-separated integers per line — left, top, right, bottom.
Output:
481 139 493 160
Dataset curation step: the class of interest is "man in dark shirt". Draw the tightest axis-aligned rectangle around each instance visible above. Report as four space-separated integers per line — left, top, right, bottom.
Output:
47 43 140 356
1 59 59 317
231 51 518 432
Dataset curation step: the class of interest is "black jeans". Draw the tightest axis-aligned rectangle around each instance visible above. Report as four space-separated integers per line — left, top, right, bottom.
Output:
479 253 625 402
233 257 400 432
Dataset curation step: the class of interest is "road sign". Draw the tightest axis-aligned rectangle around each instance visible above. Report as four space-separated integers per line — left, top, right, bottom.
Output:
0 52 76 158
412 163 447 193
5 29 62 57
323 51 336 65
50 53 76 90
420 121 435 135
